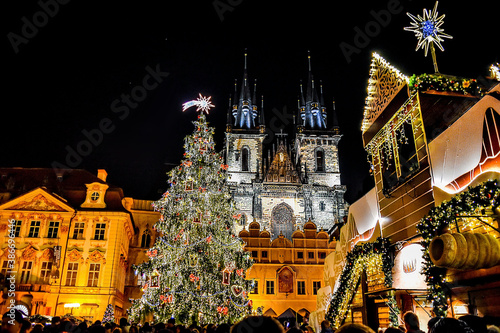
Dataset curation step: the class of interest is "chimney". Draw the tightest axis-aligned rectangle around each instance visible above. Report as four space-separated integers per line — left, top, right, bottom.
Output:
97 169 108 182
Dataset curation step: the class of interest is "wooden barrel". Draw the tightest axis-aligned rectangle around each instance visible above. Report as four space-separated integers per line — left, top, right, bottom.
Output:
484 234 500 268
429 233 468 268
473 233 491 269
462 233 479 270
449 233 467 268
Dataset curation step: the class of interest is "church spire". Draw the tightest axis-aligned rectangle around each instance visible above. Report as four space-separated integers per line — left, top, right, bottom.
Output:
299 51 327 130
232 49 259 129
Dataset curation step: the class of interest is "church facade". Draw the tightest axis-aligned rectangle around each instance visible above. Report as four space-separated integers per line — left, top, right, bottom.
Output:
225 52 347 238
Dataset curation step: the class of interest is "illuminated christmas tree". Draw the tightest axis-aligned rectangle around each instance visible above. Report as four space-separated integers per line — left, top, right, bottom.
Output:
102 304 115 324
129 96 253 325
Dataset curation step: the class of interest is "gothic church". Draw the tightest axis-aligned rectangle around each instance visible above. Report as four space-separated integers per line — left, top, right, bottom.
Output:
225 52 347 239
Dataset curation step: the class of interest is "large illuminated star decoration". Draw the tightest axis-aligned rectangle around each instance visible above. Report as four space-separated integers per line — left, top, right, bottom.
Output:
182 94 215 114
404 1 453 57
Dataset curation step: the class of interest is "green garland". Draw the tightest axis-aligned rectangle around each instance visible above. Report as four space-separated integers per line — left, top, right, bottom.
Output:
409 73 485 96
387 292 400 327
326 237 392 327
416 180 500 317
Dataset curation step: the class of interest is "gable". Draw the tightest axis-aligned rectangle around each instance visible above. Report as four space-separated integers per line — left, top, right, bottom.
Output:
0 187 74 213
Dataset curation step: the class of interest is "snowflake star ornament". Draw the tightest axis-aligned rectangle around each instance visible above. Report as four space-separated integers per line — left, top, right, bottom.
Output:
404 1 453 57
182 94 215 114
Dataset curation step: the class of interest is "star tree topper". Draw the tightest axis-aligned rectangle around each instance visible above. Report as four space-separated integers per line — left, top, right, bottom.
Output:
404 1 452 73
182 94 215 114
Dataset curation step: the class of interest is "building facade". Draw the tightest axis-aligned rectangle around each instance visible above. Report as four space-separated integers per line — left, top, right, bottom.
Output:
225 52 347 239
0 168 134 321
239 220 335 318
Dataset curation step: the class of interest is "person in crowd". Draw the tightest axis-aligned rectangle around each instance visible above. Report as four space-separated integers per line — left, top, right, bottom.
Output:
428 317 440 333
119 319 130 333
460 315 487 333
1 310 24 333
335 323 375 333
385 327 404 333
31 324 43 333
129 325 139 333
286 327 303 333
403 312 424 333
213 324 229 333
487 325 500 333
320 320 334 333
231 316 285 333
302 326 315 333
166 320 176 332
430 318 473 333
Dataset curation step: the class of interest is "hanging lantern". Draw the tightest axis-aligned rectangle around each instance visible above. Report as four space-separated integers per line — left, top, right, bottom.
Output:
149 269 160 288
222 268 231 286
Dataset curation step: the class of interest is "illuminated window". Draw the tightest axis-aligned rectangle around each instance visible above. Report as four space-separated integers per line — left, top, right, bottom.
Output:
88 263 100 287
297 281 306 295
27 220 41 238
66 262 78 286
47 221 59 238
94 223 106 240
73 222 85 239
40 262 53 283
20 261 33 284
266 280 275 294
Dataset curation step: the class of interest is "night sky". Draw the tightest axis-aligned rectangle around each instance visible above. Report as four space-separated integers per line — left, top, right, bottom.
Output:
3 0 498 203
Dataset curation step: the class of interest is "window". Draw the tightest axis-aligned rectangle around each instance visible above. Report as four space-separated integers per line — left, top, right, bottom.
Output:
94 222 106 240
313 281 321 295
1 261 9 278
141 229 151 248
66 262 78 286
297 251 303 259
319 201 325 211
20 261 33 284
27 220 41 238
13 220 22 237
315 148 325 172
47 221 59 238
88 263 100 287
261 251 268 258
73 222 85 239
241 147 249 172
308 252 315 259
380 118 419 191
251 280 259 294
266 280 275 294
90 191 100 202
251 251 258 258
40 262 53 283
297 281 306 295
318 252 326 259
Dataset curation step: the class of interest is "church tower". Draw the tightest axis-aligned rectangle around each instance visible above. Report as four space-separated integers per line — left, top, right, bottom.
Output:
225 50 267 186
294 52 346 225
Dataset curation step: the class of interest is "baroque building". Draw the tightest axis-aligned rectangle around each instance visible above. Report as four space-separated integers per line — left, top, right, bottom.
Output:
0 168 161 322
225 52 347 238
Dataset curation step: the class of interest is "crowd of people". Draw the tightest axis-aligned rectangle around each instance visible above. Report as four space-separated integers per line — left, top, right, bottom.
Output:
2 309 500 333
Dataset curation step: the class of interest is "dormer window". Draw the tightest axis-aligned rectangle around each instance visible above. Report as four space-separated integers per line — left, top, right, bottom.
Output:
81 182 109 208
90 192 100 202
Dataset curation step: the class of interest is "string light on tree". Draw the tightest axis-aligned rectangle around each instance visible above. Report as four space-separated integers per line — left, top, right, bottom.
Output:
129 93 253 325
404 1 453 73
